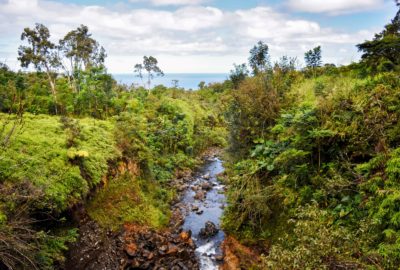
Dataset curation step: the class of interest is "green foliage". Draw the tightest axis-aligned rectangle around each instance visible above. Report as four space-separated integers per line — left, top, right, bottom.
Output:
35 229 78 270
304 45 322 68
248 41 271 75
0 114 119 211
0 82 227 268
115 90 227 181
263 205 364 269
229 63 249 89
3 9 399 269
87 173 171 230
227 75 283 156
357 6 400 71
224 51 400 268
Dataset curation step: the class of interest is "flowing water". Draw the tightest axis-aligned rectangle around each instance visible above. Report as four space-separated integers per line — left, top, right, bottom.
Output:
182 157 226 270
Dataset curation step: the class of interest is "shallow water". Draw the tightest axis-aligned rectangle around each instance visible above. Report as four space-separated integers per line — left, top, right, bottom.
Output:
182 157 225 269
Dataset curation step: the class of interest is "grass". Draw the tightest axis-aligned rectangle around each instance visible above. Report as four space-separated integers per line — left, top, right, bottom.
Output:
87 173 172 230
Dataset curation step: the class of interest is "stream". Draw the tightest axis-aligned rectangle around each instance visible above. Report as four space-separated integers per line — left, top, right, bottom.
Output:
181 156 226 270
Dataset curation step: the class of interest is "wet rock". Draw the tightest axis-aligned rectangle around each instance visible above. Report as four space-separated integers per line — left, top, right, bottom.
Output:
166 243 179 255
194 190 205 200
187 238 195 248
131 258 141 268
178 261 189 270
191 205 199 211
141 261 152 269
177 184 188 192
147 251 155 260
201 182 212 191
196 210 204 215
202 173 211 180
171 216 184 228
215 254 224 261
179 231 191 241
199 221 219 238
125 243 137 257
160 245 168 252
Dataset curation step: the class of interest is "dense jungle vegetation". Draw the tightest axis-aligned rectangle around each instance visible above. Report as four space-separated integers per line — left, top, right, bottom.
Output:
0 1 399 269
223 3 400 269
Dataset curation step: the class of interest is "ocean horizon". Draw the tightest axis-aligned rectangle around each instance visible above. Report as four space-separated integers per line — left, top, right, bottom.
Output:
112 73 229 90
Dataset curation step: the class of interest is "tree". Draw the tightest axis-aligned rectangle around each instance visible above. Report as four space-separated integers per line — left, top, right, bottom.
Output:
18 23 60 114
198 81 206 90
304 46 322 69
248 41 271 75
59 25 106 92
75 67 114 118
134 56 164 89
143 56 164 89
357 2 400 70
171 79 179 88
134 63 145 88
229 63 249 89
274 56 297 74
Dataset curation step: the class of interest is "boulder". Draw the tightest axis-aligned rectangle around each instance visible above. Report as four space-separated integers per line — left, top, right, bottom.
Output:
179 231 191 241
196 210 204 215
166 244 179 255
201 182 212 191
194 190 205 201
202 173 211 180
199 221 219 238
215 254 224 261
125 243 137 257
177 184 188 192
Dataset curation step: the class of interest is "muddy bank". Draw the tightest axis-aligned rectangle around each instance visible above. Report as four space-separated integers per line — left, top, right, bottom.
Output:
220 236 261 270
64 217 123 270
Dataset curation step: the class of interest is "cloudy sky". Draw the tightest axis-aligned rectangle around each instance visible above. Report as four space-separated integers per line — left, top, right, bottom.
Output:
0 0 397 73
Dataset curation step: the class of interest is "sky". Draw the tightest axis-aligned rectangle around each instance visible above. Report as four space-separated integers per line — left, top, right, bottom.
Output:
0 0 397 73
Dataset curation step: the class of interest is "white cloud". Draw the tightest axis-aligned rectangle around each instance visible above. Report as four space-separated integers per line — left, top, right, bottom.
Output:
130 0 208 6
0 0 379 72
287 0 384 14
236 7 321 41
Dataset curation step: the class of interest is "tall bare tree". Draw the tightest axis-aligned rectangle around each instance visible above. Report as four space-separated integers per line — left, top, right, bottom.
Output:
18 23 60 114
59 25 106 92
134 56 164 89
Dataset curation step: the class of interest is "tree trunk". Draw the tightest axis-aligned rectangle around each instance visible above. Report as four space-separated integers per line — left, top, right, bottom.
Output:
147 73 151 91
45 69 58 115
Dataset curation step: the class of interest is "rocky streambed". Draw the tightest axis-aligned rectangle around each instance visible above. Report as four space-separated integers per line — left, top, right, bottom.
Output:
180 155 226 269
64 151 227 270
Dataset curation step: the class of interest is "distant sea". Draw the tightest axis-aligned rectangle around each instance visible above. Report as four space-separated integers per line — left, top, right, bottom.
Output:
112 73 228 90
